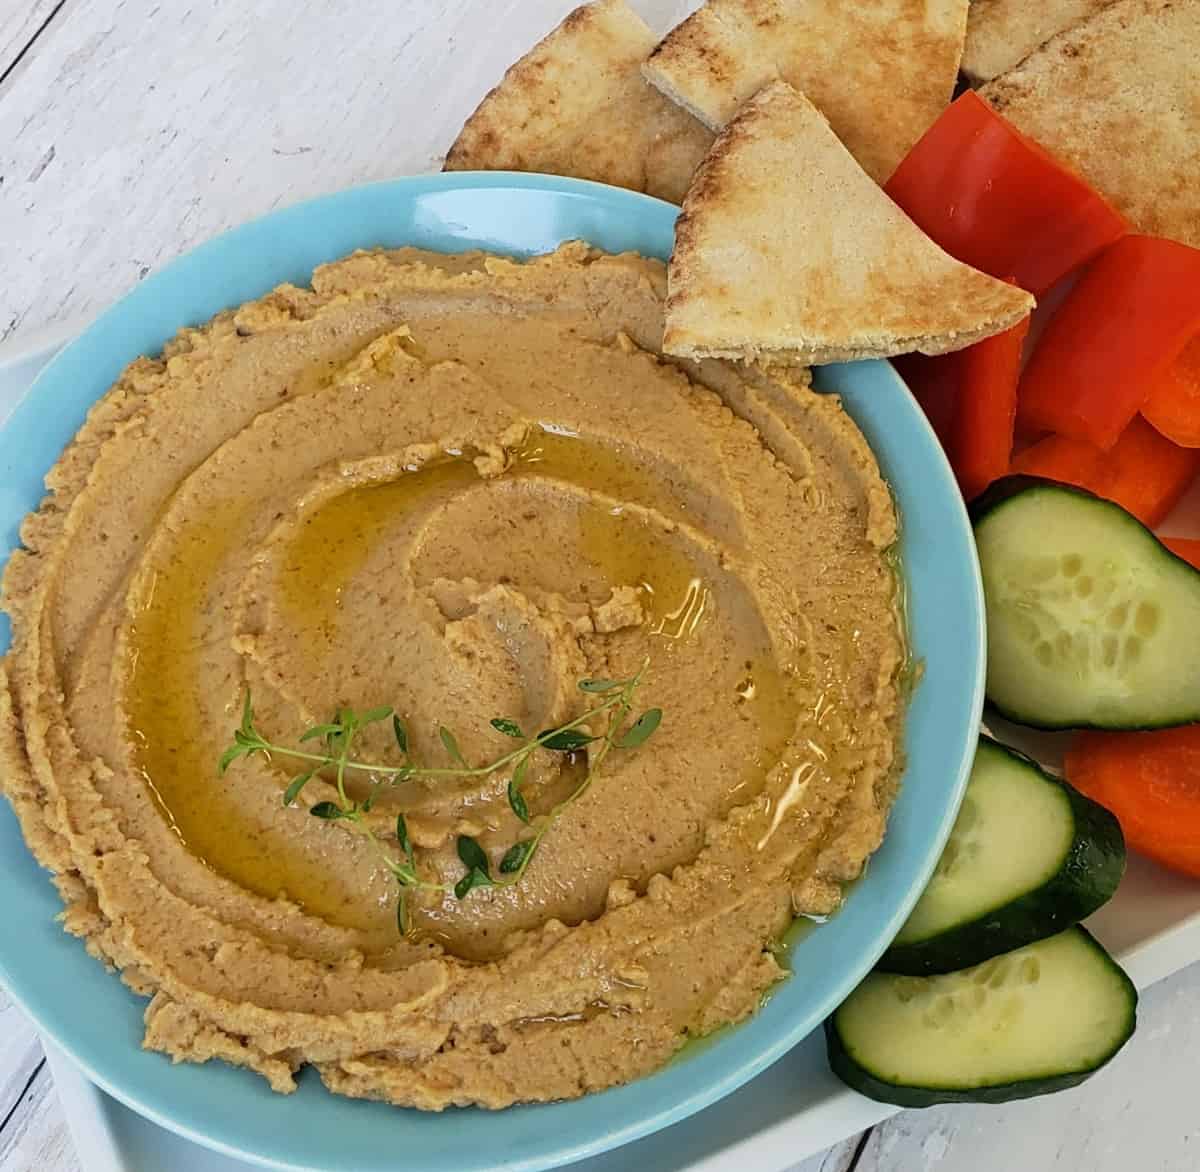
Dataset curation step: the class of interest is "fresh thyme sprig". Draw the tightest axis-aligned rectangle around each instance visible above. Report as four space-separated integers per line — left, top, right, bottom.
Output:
218 663 661 934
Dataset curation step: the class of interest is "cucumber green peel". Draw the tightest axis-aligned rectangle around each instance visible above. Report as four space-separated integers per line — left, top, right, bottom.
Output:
880 737 1125 975
829 928 1137 1106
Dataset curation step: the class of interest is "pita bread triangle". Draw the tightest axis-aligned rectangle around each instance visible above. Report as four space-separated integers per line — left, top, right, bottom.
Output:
962 0 1118 83
663 81 1035 365
443 0 714 205
643 0 969 183
980 0 1200 249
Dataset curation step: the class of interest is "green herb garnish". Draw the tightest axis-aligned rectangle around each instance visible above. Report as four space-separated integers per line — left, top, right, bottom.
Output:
219 663 660 935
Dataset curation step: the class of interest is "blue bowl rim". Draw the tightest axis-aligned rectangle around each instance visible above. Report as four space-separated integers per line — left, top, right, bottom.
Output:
0 171 986 1171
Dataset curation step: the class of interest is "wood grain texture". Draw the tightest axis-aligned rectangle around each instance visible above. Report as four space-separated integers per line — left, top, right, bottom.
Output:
1 3 1200 1172
0 991 76 1172
0 991 44 1130
0 1065 79 1172
0 0 699 340
793 1134 867 1172
0 0 65 81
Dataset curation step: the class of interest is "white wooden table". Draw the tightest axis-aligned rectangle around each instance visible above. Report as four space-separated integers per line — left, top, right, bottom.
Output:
1 3 1199 1169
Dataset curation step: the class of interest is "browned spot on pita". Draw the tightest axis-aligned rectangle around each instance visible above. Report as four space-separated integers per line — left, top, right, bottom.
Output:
980 0 1199 247
444 0 714 204
643 0 969 183
962 0 1118 82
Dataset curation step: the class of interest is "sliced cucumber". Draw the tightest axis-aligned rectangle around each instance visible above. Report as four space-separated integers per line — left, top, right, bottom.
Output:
974 478 1200 729
880 737 1124 975
828 928 1137 1106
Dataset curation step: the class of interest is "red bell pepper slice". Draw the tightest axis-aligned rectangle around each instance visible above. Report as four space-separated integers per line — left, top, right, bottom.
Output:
1067 728 1200 880
1162 536 1200 569
948 316 1031 502
1142 337 1200 448
896 311 1030 500
894 347 959 451
1011 414 1200 528
885 92 1127 296
1017 236 1200 449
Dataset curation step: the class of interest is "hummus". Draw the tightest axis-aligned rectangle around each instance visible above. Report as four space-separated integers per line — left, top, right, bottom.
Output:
0 244 904 1108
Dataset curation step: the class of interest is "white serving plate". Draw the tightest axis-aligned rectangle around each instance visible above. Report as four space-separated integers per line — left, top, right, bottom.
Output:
5 324 1200 1172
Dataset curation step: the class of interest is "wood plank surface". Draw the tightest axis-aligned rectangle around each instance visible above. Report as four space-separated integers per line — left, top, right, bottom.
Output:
0 0 66 82
0 991 44 1130
0 990 76 1172
2 3 1200 1171
0 0 695 341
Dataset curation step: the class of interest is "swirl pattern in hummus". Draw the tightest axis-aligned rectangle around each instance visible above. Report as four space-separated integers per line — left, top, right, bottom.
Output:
0 244 903 1108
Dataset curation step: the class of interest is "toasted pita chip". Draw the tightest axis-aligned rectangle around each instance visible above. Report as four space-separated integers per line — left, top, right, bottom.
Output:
663 82 1034 365
442 0 713 204
962 0 1118 82
642 0 969 183
981 0 1200 249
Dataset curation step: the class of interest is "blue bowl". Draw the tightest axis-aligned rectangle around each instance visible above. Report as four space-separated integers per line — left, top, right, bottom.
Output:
0 173 984 1171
